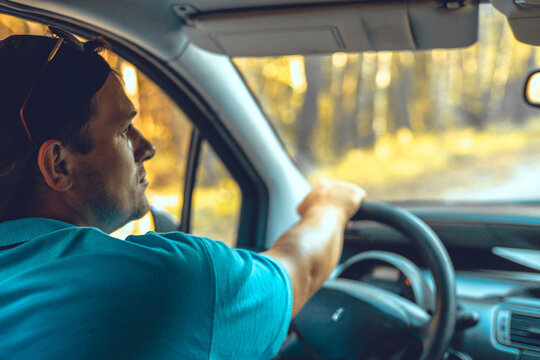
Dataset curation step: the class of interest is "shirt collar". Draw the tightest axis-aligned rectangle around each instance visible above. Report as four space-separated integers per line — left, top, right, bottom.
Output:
0 217 78 247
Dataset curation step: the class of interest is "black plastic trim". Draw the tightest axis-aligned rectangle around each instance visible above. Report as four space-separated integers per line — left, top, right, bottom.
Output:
181 129 203 233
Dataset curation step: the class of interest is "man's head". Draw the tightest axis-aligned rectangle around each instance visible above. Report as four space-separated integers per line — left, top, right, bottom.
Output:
0 29 155 233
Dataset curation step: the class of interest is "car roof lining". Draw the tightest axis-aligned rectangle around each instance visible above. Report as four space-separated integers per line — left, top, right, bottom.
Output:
173 0 431 12
7 0 479 59
5 0 539 58
5 0 189 61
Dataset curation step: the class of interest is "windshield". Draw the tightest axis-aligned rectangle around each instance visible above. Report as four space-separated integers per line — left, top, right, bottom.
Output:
234 5 540 202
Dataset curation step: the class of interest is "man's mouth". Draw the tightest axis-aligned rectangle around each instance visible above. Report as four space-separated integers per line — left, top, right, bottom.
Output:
139 170 148 186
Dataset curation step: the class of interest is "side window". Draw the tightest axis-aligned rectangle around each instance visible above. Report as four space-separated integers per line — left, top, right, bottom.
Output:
191 141 241 247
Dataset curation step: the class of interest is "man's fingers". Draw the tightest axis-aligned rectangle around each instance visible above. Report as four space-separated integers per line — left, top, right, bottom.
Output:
297 180 366 218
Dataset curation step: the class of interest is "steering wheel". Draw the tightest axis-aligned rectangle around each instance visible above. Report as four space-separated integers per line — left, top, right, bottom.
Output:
290 201 456 360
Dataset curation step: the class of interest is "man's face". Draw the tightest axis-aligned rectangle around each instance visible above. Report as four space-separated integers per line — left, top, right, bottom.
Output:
69 73 155 233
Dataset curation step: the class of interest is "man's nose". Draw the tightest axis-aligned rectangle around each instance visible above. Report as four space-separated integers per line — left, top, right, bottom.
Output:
133 128 156 162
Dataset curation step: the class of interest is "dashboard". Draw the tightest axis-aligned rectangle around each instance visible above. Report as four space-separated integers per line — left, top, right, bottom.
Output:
334 204 540 360
452 270 540 360
332 249 540 359
331 253 540 360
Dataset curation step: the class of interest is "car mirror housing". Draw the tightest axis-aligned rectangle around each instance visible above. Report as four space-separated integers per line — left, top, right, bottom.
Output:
524 70 540 108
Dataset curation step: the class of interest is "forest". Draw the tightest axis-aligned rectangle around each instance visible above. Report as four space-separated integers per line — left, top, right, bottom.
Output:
234 5 540 200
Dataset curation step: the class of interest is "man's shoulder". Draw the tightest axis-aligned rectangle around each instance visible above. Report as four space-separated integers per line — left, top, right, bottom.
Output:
0 218 216 282
0 221 218 360
1 219 219 312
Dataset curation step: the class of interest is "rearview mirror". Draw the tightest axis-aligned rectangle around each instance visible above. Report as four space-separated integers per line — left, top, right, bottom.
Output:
524 70 540 108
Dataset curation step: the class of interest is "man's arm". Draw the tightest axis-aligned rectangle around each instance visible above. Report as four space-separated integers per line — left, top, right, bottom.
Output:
263 180 365 317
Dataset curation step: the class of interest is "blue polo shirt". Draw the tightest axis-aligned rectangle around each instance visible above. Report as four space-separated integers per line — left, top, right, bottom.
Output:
0 218 292 359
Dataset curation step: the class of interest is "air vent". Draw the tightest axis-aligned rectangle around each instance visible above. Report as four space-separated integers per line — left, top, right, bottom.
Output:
509 313 540 350
497 309 540 351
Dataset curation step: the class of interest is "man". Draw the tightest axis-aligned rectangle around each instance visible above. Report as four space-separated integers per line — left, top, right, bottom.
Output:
0 30 365 359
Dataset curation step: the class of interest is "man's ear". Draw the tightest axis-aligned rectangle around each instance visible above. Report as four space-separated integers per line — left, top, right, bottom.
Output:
37 140 72 192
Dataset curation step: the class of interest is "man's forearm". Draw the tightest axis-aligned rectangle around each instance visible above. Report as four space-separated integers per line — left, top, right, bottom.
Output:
263 206 348 317
263 181 364 318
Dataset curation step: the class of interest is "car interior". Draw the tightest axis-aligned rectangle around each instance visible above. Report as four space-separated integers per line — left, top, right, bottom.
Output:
0 0 539 359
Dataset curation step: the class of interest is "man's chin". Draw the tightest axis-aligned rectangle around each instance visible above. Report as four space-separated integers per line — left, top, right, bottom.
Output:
106 197 150 234
131 196 151 222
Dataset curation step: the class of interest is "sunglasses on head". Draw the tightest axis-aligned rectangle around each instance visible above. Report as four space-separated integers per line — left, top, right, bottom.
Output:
18 26 84 148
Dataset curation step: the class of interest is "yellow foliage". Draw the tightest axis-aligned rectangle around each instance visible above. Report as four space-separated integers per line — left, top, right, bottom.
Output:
309 122 540 200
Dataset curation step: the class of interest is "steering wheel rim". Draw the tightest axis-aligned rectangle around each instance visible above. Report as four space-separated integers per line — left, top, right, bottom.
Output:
351 201 457 360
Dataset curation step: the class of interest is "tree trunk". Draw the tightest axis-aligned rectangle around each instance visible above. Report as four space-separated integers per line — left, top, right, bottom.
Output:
295 55 323 172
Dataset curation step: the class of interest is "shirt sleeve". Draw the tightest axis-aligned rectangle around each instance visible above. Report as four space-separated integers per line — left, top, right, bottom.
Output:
198 238 293 360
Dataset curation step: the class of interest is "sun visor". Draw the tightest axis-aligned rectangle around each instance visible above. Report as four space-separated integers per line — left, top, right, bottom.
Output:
491 0 540 46
177 1 479 56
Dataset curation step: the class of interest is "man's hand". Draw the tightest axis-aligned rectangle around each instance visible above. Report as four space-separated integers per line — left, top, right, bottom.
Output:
297 180 366 221
264 180 365 317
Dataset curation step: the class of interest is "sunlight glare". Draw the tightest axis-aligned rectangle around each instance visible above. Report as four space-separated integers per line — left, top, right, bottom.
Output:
376 70 391 89
332 52 348 68
289 56 307 93
122 63 138 96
